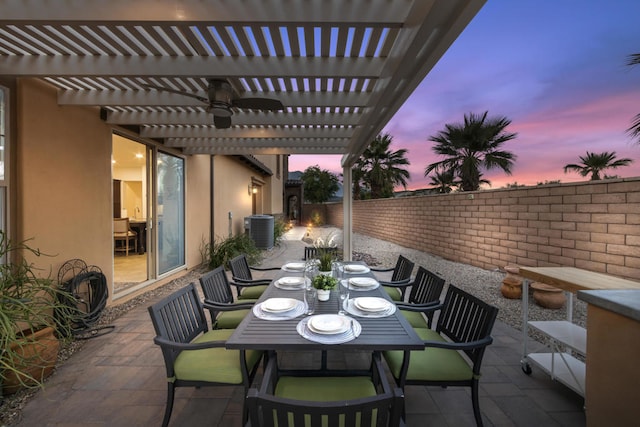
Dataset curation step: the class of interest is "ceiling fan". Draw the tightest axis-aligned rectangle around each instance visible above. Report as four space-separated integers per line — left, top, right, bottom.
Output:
144 78 284 128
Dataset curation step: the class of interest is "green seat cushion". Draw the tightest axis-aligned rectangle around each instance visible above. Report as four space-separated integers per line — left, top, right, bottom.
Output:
400 309 429 329
275 376 377 401
383 286 402 301
238 285 268 300
174 329 262 384
384 328 473 382
215 308 250 329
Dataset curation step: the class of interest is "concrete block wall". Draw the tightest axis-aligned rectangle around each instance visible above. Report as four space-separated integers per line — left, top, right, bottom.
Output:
319 177 640 282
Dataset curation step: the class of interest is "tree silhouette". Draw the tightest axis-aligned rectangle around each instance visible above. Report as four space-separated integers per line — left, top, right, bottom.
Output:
563 151 633 181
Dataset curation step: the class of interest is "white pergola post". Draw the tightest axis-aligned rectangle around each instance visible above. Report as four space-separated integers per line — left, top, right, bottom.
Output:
342 165 353 261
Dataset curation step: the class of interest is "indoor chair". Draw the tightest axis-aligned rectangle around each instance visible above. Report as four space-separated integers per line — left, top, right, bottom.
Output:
113 217 137 256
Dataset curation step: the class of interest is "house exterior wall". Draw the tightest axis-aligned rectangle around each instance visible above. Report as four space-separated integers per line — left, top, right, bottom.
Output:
320 178 640 281
9 79 287 305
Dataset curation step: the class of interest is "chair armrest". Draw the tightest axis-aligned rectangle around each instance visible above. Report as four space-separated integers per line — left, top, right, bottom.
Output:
423 336 494 351
249 265 281 272
203 300 254 311
370 266 394 272
395 301 442 312
379 277 411 287
231 277 272 286
153 336 227 351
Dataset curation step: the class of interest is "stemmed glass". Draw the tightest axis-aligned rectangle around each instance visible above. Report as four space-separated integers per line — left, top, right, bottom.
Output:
334 262 349 315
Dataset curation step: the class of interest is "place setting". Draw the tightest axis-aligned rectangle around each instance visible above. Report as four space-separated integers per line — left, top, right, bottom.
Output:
343 296 396 318
281 261 307 273
274 276 309 290
253 297 306 321
342 263 371 274
341 277 379 291
297 313 362 344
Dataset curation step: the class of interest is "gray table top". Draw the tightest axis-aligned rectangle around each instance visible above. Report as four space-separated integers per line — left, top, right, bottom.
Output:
226 264 424 351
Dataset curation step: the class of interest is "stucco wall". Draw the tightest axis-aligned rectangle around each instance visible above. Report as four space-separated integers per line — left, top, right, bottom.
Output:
321 178 640 282
17 78 114 286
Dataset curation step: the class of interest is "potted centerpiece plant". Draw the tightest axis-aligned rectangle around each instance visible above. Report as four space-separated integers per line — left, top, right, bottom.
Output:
313 232 339 274
0 231 74 396
312 274 338 301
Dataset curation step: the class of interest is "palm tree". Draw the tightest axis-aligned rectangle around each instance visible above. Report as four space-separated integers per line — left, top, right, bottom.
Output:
358 133 411 199
425 111 517 191
428 169 456 193
563 151 633 181
627 53 640 144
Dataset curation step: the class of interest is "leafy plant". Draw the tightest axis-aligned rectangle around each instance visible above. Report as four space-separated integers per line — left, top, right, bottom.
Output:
317 251 334 272
312 274 338 291
273 218 289 245
0 231 74 391
201 233 262 270
313 232 339 271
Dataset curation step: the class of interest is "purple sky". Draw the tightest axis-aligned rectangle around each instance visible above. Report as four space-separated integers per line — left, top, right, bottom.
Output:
289 0 640 190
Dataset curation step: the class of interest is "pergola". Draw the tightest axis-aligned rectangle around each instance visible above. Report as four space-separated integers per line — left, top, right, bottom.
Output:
0 0 485 255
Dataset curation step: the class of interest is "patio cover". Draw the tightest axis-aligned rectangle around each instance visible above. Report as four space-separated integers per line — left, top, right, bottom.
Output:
0 0 486 256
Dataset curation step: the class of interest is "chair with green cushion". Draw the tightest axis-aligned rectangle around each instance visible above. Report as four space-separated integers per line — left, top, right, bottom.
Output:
229 254 280 300
370 255 414 302
148 283 263 427
246 353 403 427
383 285 498 427
199 266 254 329
395 266 445 329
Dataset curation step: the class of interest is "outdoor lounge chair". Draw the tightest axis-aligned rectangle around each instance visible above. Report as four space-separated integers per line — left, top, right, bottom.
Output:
246 353 404 427
383 285 498 426
371 255 414 301
147 283 263 427
395 266 445 329
199 266 254 329
229 254 280 300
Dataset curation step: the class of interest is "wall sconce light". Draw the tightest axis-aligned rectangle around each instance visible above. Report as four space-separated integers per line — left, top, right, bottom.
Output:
248 183 258 195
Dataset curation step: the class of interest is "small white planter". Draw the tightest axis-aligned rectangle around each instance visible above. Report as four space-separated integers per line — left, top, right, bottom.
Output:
316 289 331 301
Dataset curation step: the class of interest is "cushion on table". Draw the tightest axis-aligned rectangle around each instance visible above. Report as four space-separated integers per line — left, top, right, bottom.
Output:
237 285 268 300
173 329 262 383
383 328 473 382
275 376 377 401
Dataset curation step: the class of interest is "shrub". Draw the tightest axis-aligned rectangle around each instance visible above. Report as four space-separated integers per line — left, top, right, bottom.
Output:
202 233 262 270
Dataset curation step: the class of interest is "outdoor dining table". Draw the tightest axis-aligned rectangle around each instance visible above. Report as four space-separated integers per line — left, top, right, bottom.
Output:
225 261 424 372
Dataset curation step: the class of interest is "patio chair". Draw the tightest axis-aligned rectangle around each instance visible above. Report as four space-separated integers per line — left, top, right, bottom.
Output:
370 255 414 302
229 254 280 300
147 283 263 427
383 285 498 427
199 266 254 329
246 353 404 427
395 266 445 329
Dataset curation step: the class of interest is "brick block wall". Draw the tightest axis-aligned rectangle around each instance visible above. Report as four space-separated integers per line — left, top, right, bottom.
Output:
317 177 640 282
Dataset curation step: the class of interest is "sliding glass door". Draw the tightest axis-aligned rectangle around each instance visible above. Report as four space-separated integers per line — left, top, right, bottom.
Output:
156 152 185 275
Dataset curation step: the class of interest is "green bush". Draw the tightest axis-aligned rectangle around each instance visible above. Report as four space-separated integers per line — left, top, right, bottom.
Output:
273 218 288 245
202 233 262 270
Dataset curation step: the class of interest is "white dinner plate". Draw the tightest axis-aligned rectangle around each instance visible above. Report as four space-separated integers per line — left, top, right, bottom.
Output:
343 264 370 274
282 262 306 272
354 297 390 313
261 298 298 313
308 314 350 335
275 277 306 289
349 277 379 288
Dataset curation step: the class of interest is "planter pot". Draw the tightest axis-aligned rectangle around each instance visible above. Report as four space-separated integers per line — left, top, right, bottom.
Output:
2 326 60 395
501 265 523 299
317 289 331 301
531 282 566 309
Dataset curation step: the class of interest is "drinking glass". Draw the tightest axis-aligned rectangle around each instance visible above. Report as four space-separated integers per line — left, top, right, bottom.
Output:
338 278 349 315
304 287 317 315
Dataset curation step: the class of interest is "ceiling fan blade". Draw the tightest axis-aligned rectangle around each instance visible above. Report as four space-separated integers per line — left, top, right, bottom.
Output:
233 97 284 111
143 83 209 104
214 115 232 129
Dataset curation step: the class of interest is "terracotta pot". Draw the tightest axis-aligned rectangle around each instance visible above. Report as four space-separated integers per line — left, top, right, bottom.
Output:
3 326 60 395
531 282 566 309
501 265 523 299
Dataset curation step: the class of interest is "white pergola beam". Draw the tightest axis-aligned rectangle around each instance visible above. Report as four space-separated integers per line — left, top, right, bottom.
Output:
165 137 349 149
183 145 346 155
141 126 354 139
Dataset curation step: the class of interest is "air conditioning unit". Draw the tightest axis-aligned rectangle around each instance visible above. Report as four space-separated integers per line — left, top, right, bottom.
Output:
244 215 274 249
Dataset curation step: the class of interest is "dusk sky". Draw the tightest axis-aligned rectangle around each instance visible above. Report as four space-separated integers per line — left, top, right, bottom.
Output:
288 0 640 190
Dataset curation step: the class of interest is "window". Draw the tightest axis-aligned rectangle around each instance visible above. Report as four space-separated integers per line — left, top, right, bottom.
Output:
0 86 8 237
